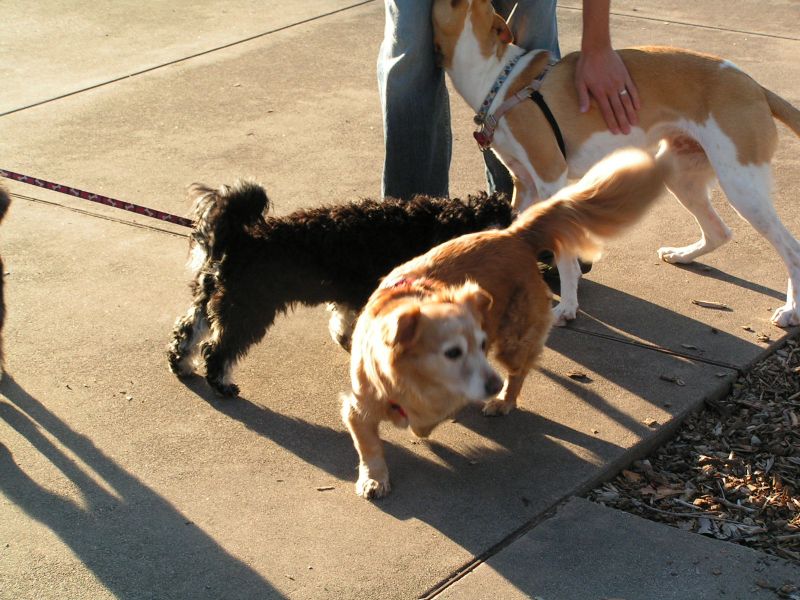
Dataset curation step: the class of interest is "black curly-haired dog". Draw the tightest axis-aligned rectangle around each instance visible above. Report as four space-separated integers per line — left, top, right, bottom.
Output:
167 181 514 396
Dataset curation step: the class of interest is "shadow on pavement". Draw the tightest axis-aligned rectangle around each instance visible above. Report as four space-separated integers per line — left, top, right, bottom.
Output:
182 374 623 555
0 376 284 600
172 279 763 595
673 261 786 301
557 278 766 367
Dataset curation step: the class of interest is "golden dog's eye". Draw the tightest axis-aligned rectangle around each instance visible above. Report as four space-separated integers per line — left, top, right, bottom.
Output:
444 347 463 360
481 339 487 353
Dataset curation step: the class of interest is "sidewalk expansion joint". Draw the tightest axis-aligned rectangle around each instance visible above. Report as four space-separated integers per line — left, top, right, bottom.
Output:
0 0 377 118
10 191 189 239
561 4 800 43
419 498 569 600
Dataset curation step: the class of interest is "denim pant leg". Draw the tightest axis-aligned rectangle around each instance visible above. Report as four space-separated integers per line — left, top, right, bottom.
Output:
379 0 451 200
484 0 560 196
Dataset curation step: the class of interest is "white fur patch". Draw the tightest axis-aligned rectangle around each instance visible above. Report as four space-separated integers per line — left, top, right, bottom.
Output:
567 128 649 178
188 244 207 275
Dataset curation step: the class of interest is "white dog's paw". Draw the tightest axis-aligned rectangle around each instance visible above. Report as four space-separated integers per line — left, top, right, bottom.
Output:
482 398 515 417
657 246 695 264
552 302 578 327
771 305 800 328
356 476 391 500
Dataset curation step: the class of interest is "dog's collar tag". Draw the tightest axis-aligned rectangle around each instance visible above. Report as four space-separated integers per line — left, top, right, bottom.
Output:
473 129 492 150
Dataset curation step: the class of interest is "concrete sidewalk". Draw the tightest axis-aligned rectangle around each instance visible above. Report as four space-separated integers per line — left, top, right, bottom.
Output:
1 1 798 598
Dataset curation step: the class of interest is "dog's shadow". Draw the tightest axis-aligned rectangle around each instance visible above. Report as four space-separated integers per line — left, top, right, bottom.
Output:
672 261 786 301
559 276 789 368
182 375 624 554
181 376 356 480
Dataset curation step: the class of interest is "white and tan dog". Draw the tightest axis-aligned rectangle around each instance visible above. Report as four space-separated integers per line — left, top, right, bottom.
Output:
433 0 800 327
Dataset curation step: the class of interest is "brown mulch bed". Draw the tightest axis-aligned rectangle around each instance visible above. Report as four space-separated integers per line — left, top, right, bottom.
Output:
587 334 800 568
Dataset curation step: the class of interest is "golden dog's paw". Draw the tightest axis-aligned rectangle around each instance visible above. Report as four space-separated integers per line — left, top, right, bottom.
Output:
356 476 391 499
482 398 514 417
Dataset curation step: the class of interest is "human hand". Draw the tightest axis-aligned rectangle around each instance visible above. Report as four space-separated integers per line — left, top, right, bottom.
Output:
575 46 640 134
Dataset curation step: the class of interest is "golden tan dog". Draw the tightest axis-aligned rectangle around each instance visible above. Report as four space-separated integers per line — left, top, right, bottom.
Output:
433 0 800 328
342 148 668 499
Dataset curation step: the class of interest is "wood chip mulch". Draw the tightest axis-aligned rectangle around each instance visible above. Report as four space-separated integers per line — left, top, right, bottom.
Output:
587 335 800 566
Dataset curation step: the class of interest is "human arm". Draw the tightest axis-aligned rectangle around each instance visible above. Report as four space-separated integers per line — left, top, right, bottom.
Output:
574 0 640 134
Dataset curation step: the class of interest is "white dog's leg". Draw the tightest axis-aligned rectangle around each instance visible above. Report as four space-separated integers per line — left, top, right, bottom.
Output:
658 148 732 263
716 162 800 327
552 254 582 326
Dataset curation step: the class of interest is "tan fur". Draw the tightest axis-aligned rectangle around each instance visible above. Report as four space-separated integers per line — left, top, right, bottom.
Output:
344 280 499 498
432 0 468 69
503 47 781 170
763 86 800 137
343 148 668 499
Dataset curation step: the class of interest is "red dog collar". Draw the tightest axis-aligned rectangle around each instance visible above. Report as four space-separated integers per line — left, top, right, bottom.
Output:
390 402 407 419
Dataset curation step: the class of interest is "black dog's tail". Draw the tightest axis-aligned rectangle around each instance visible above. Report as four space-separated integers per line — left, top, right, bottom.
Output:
185 180 269 270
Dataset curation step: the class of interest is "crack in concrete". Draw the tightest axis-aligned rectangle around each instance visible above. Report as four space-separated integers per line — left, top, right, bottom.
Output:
0 0 376 118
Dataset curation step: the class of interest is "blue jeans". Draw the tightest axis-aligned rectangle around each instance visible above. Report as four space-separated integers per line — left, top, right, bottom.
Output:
378 0 560 200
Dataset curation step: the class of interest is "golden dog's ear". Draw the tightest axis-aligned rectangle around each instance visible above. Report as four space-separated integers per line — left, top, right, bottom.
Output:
384 306 422 348
493 12 514 44
454 281 493 326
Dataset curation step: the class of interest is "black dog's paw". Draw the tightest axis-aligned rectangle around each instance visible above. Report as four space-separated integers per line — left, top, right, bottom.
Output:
209 379 240 398
167 351 193 377
335 332 352 353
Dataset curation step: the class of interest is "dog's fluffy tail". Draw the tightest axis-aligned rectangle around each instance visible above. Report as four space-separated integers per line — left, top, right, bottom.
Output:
509 148 668 259
186 180 268 268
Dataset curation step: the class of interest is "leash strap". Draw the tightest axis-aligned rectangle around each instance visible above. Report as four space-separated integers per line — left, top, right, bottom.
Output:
0 168 194 227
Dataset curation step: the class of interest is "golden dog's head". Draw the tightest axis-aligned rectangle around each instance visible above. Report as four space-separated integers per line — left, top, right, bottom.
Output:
432 0 513 68
354 280 503 438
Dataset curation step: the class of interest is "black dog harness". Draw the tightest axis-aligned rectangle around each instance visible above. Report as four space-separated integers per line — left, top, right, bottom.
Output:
473 57 566 159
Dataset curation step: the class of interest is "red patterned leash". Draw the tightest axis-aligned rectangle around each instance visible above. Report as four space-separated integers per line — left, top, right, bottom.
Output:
0 169 194 228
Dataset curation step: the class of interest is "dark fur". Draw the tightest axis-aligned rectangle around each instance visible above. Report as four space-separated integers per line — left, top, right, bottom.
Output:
167 180 513 396
0 184 9 376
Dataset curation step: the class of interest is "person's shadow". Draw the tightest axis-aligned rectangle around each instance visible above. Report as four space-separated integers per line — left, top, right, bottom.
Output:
0 375 284 600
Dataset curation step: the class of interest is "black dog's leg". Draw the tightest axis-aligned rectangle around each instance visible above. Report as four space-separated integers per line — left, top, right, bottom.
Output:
326 302 360 352
167 303 209 376
201 300 276 398
167 271 214 377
